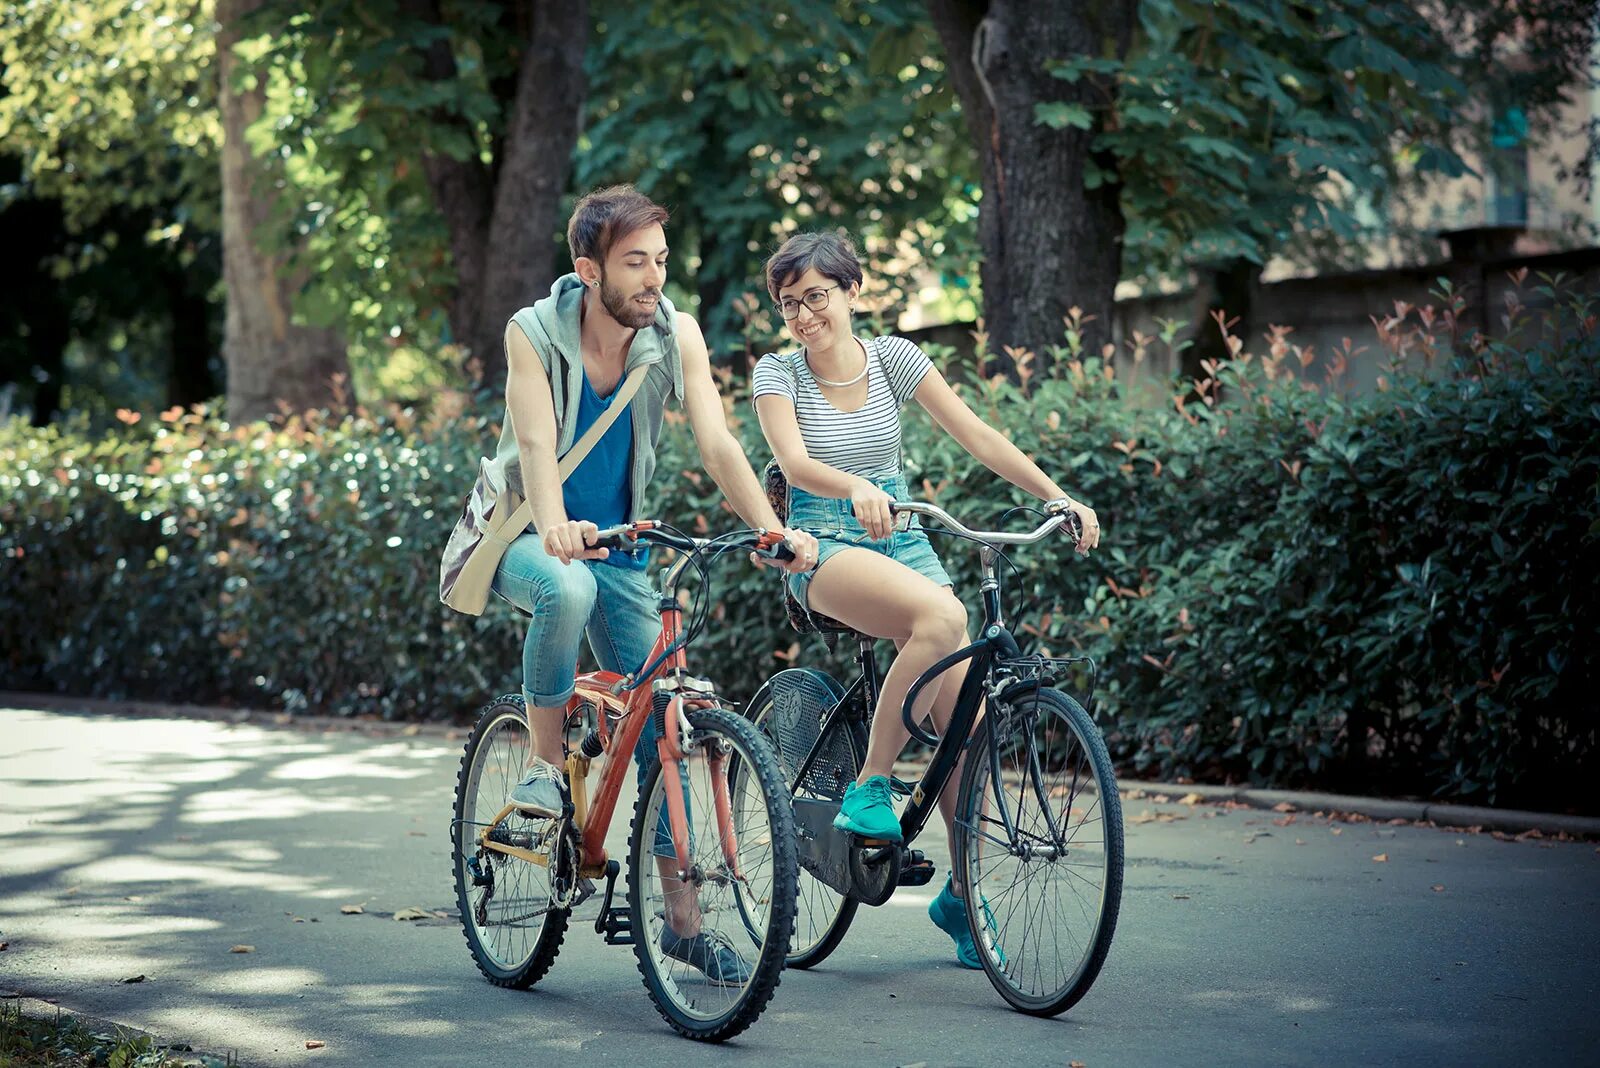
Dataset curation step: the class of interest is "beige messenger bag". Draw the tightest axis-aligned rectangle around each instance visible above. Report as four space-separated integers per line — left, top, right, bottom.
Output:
439 363 650 616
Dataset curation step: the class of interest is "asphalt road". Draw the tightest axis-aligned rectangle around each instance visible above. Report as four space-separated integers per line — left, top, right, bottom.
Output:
2 705 1597 1067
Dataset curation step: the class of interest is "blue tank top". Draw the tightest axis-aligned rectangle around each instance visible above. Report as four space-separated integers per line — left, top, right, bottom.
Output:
562 368 649 571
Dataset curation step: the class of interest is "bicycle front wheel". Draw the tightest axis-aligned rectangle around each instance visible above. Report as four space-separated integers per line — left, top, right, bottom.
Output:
451 694 569 988
954 688 1123 1016
628 706 798 1041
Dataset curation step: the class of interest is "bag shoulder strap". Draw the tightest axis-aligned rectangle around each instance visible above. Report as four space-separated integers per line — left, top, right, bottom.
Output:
494 361 650 538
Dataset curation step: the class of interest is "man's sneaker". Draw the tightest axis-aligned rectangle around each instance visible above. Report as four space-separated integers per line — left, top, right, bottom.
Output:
507 759 565 817
927 873 1005 970
659 923 753 987
832 775 903 841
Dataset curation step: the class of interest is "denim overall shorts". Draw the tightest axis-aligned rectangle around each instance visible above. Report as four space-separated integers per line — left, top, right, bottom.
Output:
785 473 953 613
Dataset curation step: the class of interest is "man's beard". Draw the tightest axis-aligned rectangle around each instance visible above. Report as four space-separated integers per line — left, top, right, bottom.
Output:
597 276 660 329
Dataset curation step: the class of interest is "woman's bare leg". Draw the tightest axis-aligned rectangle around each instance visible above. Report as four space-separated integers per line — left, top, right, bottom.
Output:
805 549 969 785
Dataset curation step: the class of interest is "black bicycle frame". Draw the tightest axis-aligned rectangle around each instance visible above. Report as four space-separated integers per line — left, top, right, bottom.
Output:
784 540 1046 851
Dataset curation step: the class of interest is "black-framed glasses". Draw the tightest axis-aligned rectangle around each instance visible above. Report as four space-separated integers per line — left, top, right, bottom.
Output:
775 285 840 320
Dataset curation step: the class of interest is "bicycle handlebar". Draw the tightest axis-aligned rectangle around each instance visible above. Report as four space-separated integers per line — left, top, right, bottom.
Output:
888 500 1083 545
588 521 796 563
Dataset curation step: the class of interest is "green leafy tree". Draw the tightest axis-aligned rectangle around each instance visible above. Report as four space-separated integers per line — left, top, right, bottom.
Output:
251 0 589 387
576 0 975 359
1039 0 1597 377
0 0 225 419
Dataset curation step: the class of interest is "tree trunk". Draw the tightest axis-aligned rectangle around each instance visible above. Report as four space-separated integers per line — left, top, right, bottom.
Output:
217 0 350 423
926 0 1137 374
474 0 589 385
405 0 588 388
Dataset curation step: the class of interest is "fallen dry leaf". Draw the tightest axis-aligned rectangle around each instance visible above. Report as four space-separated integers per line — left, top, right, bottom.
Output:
340 904 365 915
1071 1062 1087 1068
1330 827 1343 836
1271 802 1295 813
401 724 421 736
1179 792 1203 805
1273 815 1297 827
1294 838 1306 845
1172 894 1190 900
393 907 431 922
292 916 306 923
121 974 145 984
407 831 427 837
306 1040 327 1050
1431 885 1446 892
1124 788 1148 801
1151 794 1171 803
0 941 9 951
1372 853 1388 863
230 945 255 954
62 886 80 897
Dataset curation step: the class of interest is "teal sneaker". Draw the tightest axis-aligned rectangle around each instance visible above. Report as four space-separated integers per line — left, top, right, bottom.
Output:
832 776 902 841
928 875 1005 969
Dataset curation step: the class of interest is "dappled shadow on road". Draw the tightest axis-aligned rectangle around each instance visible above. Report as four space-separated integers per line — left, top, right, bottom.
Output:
0 708 692 1064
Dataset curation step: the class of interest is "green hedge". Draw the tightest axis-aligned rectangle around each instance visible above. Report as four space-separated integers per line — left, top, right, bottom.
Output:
3 292 1597 809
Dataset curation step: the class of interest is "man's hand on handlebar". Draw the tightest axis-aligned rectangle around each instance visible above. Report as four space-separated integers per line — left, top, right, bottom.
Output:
543 519 610 565
1046 497 1101 555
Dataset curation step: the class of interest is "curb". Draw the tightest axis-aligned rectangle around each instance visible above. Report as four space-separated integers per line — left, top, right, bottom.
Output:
0 991 235 1065
1117 779 1600 838
8 691 1597 838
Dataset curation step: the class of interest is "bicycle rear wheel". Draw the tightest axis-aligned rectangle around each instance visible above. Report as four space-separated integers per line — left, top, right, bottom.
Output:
628 706 798 1041
954 688 1123 1016
745 668 861 968
452 694 569 988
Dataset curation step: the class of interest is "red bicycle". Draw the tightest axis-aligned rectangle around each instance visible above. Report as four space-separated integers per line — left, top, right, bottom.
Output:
451 521 800 1041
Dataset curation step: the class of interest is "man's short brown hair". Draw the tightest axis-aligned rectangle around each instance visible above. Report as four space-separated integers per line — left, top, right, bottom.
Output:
567 185 670 266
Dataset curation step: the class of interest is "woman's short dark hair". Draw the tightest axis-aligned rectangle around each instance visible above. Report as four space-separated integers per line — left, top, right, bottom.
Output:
764 231 864 301
567 185 670 266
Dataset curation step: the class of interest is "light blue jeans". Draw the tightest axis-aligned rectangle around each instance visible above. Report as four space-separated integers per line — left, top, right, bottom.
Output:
492 531 683 855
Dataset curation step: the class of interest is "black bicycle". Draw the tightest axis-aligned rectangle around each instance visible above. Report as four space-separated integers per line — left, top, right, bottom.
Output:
743 497 1124 1016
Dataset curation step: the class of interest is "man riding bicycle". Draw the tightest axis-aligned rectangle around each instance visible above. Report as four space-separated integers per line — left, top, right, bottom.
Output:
449 185 817 984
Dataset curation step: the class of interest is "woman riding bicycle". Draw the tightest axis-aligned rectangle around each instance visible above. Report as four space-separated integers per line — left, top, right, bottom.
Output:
750 230 1101 968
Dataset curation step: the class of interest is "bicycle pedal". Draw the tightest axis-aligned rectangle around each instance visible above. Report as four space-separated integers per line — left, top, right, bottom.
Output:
897 850 936 887
599 907 634 946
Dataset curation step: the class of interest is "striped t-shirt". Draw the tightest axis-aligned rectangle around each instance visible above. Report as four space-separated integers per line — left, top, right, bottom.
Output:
751 335 934 480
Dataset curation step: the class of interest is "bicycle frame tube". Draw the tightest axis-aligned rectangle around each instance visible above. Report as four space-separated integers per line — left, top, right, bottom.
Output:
895 638 996 843
573 603 686 870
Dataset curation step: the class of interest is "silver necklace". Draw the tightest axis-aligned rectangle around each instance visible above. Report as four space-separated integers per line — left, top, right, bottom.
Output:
806 346 869 388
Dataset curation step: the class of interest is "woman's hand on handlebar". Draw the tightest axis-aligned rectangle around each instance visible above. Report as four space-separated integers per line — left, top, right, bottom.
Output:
542 519 609 565
850 478 896 539
1047 497 1100 555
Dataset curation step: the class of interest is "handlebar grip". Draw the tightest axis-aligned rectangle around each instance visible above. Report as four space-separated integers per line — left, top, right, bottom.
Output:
753 533 796 563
